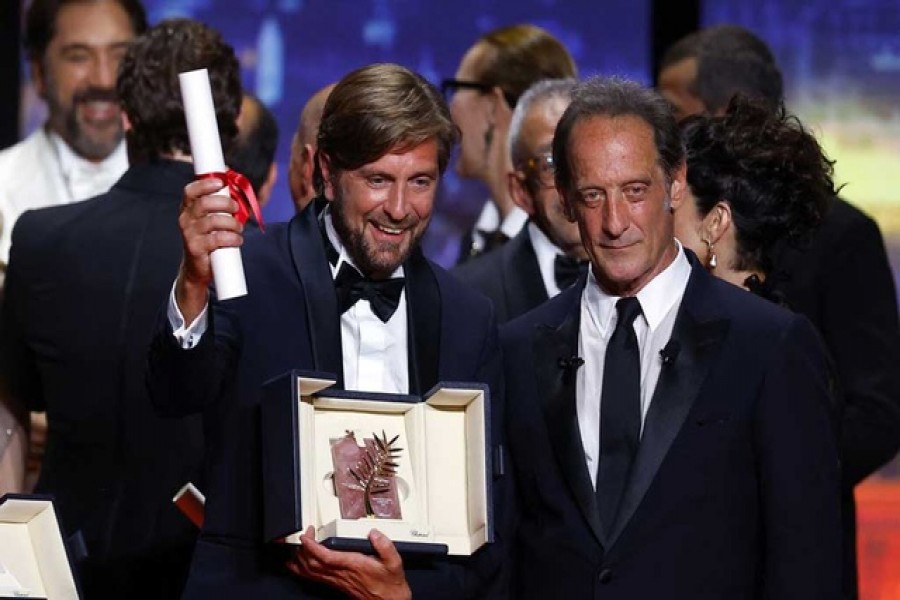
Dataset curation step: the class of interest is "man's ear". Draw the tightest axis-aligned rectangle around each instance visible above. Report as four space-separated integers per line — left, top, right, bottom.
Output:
257 163 278 207
121 111 132 132
318 151 335 201
667 161 688 211
302 144 316 189
30 59 47 100
508 171 535 216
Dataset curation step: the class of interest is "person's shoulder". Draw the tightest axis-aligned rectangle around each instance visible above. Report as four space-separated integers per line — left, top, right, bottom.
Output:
818 196 883 245
0 131 49 194
431 259 495 318
0 130 44 166
700 271 801 336
451 243 505 284
10 197 105 263
501 281 581 341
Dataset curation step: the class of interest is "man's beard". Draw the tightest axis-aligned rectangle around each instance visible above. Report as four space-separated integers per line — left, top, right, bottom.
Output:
331 193 425 279
48 84 124 161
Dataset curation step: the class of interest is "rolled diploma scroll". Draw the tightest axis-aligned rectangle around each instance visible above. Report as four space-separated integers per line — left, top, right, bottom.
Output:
179 68 247 299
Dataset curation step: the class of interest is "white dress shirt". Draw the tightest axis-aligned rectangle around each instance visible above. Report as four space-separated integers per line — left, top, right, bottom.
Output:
0 127 128 266
527 221 566 298
469 201 528 254
168 210 409 394
576 242 692 488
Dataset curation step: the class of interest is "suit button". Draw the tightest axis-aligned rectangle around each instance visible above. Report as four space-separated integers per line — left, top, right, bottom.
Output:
598 568 613 584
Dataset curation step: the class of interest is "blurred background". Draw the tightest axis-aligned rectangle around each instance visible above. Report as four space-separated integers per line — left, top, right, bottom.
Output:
2 1 899 597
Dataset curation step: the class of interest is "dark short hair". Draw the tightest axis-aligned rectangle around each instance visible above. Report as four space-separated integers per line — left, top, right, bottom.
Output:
228 95 279 195
659 30 703 72
24 0 148 61
553 76 684 191
315 63 457 188
694 25 783 113
116 19 242 162
683 97 834 274
475 24 577 108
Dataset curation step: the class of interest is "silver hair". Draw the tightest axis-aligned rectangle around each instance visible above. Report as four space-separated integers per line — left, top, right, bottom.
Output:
507 78 578 167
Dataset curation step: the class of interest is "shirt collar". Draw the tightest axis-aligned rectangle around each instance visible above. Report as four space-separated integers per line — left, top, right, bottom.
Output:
499 205 529 238
527 221 564 294
473 201 528 238
584 240 691 335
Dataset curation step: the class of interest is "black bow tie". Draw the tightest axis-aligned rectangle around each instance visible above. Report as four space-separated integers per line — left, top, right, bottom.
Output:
554 255 588 290
334 263 405 323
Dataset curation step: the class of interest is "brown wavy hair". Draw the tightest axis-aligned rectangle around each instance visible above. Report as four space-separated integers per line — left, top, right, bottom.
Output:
116 19 242 162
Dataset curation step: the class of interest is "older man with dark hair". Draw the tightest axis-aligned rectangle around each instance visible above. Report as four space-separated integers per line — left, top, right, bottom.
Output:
0 18 242 597
149 62 509 599
503 76 840 599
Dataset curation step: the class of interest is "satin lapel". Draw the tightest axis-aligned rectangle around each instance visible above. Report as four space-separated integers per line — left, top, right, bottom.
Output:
404 248 440 395
502 229 548 319
288 207 345 386
534 286 606 548
605 264 730 549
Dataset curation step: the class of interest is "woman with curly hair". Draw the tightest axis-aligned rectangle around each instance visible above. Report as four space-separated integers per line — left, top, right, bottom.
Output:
672 96 836 302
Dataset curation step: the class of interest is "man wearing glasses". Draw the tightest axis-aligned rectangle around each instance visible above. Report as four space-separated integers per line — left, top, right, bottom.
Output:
442 25 577 264
453 79 587 323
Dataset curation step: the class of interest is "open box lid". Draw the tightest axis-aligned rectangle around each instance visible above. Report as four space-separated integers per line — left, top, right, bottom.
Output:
0 494 81 600
260 371 493 556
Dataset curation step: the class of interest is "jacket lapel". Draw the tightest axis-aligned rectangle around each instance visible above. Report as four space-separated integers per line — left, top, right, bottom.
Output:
502 228 549 319
605 259 730 549
403 248 440 395
288 206 345 386
533 283 607 548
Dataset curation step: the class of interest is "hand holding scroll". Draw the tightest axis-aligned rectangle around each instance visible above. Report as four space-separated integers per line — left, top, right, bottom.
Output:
175 177 244 324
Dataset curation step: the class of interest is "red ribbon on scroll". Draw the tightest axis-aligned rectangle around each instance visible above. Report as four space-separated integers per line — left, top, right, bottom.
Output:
197 170 265 231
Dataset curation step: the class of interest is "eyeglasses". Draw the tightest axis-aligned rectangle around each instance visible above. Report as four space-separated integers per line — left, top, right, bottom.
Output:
520 153 556 189
440 78 493 99
440 79 517 108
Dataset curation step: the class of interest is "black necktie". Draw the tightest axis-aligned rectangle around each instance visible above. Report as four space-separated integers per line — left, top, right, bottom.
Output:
481 229 509 253
334 263 405 323
554 255 588 290
596 296 643 534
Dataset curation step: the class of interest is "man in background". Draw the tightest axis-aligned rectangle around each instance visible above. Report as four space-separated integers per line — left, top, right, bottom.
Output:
0 18 242 598
288 83 335 212
453 78 587 323
0 0 147 274
446 24 577 263
229 94 279 206
658 25 900 598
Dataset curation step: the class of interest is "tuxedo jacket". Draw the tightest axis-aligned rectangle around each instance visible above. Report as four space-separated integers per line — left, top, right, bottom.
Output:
452 225 548 324
772 198 900 485
501 253 841 600
771 198 900 599
147 203 510 599
0 128 126 268
0 160 203 597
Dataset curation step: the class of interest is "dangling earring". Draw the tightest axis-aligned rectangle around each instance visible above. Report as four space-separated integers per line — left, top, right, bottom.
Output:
703 238 717 269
